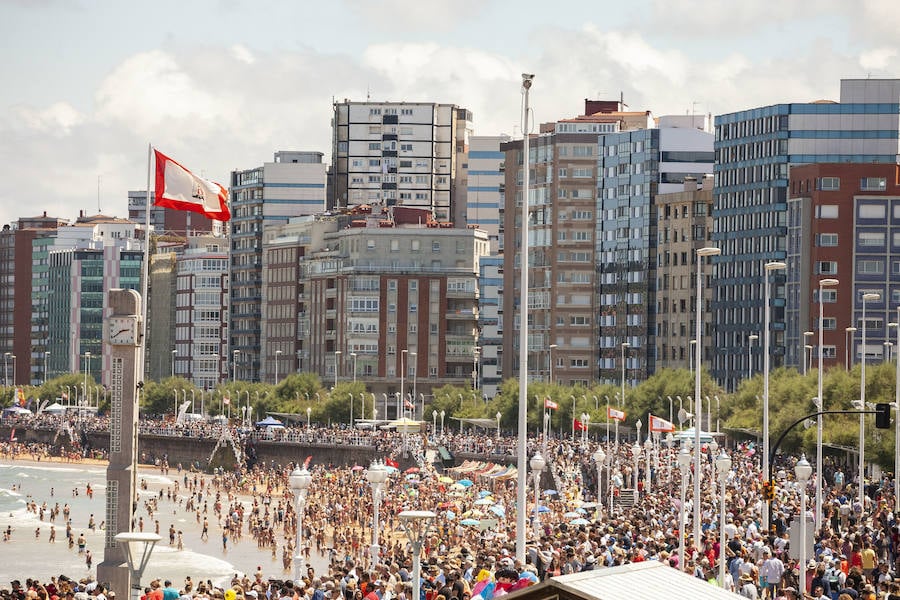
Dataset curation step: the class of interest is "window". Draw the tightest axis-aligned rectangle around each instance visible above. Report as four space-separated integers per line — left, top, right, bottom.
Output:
400 143 413 152
432 241 441 252
858 259 884 274
366 239 376 250
409 303 417 313
368 142 381 151
816 205 839 219
558 168 567 178
817 177 840 191
816 261 838 274
570 316 589 326
570 358 589 368
861 177 887 191
819 289 837 303
822 317 837 330
390 239 399 252
859 232 885 247
411 240 420 251
859 204 886 219
817 233 838 247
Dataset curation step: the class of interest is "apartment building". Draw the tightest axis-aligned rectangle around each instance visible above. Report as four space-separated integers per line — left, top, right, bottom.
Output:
229 151 327 382
465 135 509 252
331 101 472 223
786 163 900 371
298 218 489 405
653 176 715 371
713 79 900 390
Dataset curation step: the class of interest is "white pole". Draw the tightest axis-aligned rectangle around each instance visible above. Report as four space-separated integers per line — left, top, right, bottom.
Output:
515 73 534 564
762 261 785 530
816 278 838 530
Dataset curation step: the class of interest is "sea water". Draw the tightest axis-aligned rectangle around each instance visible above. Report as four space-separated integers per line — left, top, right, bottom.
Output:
0 461 321 588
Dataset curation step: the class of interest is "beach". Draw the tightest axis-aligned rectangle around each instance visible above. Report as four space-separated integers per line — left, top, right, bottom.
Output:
0 456 327 587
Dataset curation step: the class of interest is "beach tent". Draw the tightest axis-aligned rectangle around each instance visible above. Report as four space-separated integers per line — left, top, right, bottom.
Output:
674 427 719 444
255 416 284 428
1 406 32 418
43 402 66 415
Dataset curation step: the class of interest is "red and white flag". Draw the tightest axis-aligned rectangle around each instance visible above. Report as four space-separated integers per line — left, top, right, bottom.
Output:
607 406 626 422
649 414 675 433
544 398 558 410
574 419 587 432
154 149 230 221
223 396 231 405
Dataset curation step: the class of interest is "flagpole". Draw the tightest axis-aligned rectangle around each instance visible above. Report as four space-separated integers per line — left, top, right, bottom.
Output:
141 143 152 379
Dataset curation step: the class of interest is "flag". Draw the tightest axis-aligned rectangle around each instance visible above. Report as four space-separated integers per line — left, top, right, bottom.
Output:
16 388 25 407
154 149 230 221
607 406 625 421
303 455 312 469
385 457 399 469
223 396 230 405
574 419 587 432
404 399 415 410
544 398 558 410
649 414 675 433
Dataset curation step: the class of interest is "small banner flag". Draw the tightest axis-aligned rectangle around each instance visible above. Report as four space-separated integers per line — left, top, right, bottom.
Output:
574 419 587 431
154 149 230 221
223 396 231 405
607 406 626 422
544 398 558 410
385 457 399 469
649 414 676 433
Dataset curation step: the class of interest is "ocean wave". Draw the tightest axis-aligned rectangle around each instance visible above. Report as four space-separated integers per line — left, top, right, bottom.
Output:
0 487 22 497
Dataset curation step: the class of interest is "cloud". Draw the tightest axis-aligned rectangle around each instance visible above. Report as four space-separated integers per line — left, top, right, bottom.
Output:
341 0 491 31
8 101 84 135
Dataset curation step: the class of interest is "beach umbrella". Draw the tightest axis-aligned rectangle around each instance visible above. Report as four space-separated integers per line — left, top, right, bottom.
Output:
383 465 399 473
477 490 493 498
351 465 365 471
543 489 558 496
439 476 454 484
474 498 493 506
445 510 456 520
536 505 551 513
564 511 581 518
405 473 419 480
405 467 420 474
457 479 474 487
450 483 466 491
460 519 479 526
489 505 505 518
580 502 597 509
570 518 589 525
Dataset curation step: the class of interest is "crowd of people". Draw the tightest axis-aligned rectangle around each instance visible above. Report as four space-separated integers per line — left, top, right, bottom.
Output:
1 414 899 600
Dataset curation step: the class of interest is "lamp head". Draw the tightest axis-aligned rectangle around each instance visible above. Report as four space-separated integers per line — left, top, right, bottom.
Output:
530 452 546 472
794 454 813 482
765 261 786 272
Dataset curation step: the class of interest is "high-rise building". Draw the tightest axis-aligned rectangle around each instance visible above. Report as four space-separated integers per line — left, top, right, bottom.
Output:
713 79 900 390
465 135 508 253
653 176 715 372
477 255 503 398
0 212 68 385
786 163 900 372
298 219 489 403
331 101 472 222
596 115 714 385
229 151 327 382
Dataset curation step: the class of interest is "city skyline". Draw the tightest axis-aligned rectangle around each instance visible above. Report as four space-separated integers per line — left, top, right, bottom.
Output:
2 0 898 227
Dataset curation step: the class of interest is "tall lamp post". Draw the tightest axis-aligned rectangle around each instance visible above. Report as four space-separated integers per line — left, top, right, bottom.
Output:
289 466 312 583
83 351 92 391
400 349 408 418
632 441 642 494
592 447 606 509
548 344 557 383
333 350 341 388
114 532 161 600
694 246 721 549
496 412 501 438
232 349 239 382
43 351 50 385
748 334 758 379
803 331 814 374
620 341 629 447
715 449 732 587
677 444 692 570
398 511 436 600
3 352 8 386
816 277 838 530
274 349 282 384
350 352 357 383
366 461 388 566
171 349 177 377
796 455 813 595
893 307 900 514
762 260 786 529
514 72 535 564
846 326 857 370
859 292 880 510
530 452 546 540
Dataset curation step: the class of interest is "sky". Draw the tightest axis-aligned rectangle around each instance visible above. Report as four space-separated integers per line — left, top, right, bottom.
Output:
2 0 900 226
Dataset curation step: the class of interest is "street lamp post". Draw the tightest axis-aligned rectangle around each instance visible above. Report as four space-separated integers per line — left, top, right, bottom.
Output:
846 326 857 370
334 350 341 388
496 412 501 438
893 307 900 514
762 260 786 529
171 349 177 377
803 331 814 374
694 246 721 549
440 410 445 436
400 349 408 419
84 351 92 392
592 447 606 510
859 292 880 510
796 455 813 595
817 277 839 531
548 344 557 383
715 449 732 588
232 350 239 382
748 334 758 379
366 461 388 566
411 352 418 419
432 410 438 438
677 444 692 570
620 342 629 447
472 347 480 391
350 352 357 383
398 511 436 600
530 452 546 540
632 441 641 493
306 406 311 429
644 437 652 493
289 466 312 583
43 351 50 385
274 349 282 384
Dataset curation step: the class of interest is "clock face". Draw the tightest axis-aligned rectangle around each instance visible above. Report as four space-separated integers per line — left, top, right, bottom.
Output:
108 316 137 345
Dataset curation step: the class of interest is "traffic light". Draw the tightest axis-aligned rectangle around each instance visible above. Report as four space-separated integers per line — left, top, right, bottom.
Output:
875 403 891 429
762 480 775 501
